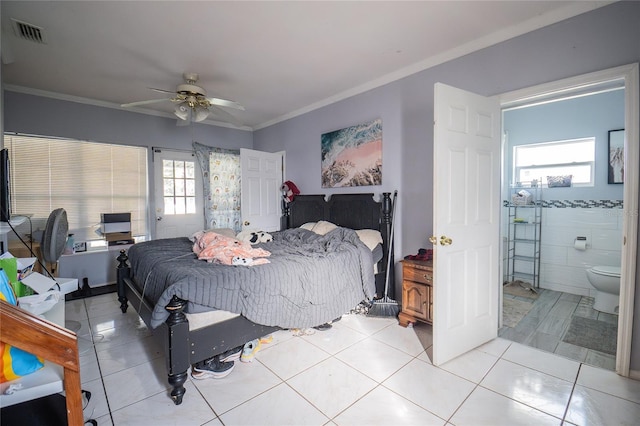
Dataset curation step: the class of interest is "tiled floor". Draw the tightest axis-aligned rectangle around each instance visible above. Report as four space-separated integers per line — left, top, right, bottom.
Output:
67 292 640 425
500 288 618 371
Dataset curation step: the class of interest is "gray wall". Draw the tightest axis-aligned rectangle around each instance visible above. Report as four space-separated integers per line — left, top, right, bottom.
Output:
253 2 640 371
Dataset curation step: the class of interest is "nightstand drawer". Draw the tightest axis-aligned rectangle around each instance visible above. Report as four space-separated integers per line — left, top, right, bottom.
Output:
403 266 432 285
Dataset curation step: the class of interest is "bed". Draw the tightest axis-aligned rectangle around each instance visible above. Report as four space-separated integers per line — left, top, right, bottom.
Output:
116 192 394 405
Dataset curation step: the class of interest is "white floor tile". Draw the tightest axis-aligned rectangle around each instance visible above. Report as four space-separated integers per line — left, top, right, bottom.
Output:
565 385 640 426
83 292 119 307
96 334 163 376
257 335 330 380
383 358 475 420
338 313 397 336
502 342 580 382
109 381 216 426
476 337 512 357
81 377 110 420
218 383 329 425
577 364 640 403
67 295 640 425
450 386 562 426
85 296 125 319
439 348 499 383
65 299 88 321
480 359 573 418
287 357 377 418
94 414 113 426
90 315 152 352
191 358 281 415
79 350 101 384
371 323 430 357
334 386 446 426
101 356 168 412
301 322 367 355
335 336 413 383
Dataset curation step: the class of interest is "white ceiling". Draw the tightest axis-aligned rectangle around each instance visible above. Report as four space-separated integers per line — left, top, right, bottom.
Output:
1 1 610 130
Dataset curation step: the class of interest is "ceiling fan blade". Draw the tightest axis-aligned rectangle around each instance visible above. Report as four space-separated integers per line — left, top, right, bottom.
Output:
149 87 177 95
206 97 245 111
208 105 243 127
121 98 171 108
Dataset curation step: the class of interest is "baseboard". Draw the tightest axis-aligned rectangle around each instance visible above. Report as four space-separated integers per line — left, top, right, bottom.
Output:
628 369 640 381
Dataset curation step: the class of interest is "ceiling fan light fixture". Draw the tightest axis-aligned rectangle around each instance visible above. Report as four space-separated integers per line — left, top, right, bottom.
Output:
174 102 190 120
193 107 209 122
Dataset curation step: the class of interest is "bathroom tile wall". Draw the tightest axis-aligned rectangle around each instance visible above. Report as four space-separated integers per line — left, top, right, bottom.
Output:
540 206 623 296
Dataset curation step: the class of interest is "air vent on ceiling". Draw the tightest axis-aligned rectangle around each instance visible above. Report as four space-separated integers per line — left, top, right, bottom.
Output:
11 18 47 44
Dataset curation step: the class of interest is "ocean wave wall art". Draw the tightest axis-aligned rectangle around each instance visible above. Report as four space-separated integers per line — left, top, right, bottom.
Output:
321 118 382 188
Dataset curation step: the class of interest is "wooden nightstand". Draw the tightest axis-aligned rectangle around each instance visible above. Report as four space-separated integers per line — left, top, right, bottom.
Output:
398 259 433 327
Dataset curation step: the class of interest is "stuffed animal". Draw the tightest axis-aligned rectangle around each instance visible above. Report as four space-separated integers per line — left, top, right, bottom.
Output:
192 231 271 265
236 230 273 244
281 180 300 203
232 256 253 266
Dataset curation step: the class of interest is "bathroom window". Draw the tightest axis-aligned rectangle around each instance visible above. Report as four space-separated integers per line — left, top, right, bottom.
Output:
513 137 595 187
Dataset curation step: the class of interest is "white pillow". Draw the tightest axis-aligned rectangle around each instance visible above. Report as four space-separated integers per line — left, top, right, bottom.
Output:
355 229 383 250
311 220 338 235
299 222 316 231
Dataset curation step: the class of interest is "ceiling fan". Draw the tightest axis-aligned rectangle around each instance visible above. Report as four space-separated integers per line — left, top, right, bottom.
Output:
121 72 245 125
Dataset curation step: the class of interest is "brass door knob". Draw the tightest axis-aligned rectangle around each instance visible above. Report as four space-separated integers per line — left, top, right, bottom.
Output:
429 235 453 246
440 236 452 246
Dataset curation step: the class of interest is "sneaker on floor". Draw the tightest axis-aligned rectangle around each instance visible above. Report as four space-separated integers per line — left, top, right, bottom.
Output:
191 357 235 379
240 339 261 362
259 334 273 344
313 322 332 331
220 346 243 363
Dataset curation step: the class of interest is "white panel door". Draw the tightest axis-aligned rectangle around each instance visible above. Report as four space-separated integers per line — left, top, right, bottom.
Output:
432 83 501 365
154 149 204 239
240 148 283 232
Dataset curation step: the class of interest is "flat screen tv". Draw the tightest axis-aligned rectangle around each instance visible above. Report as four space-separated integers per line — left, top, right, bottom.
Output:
0 148 10 222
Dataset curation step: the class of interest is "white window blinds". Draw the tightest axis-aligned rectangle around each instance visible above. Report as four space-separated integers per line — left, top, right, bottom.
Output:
4 134 148 241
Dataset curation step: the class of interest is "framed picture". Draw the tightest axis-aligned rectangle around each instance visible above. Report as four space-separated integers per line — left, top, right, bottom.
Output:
73 241 87 253
321 118 382 188
608 129 624 184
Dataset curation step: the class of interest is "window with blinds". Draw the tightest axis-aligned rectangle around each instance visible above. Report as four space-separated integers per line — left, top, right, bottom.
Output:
3 134 148 242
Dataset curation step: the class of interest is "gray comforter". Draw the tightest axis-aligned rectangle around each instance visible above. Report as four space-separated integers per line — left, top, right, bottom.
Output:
127 227 376 329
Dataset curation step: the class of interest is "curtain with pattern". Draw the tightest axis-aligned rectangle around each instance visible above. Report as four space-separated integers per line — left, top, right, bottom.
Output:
193 142 242 232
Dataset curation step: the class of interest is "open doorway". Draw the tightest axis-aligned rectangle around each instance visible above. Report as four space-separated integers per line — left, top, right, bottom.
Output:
497 64 639 376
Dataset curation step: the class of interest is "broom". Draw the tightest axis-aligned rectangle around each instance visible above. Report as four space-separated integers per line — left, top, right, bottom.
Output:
368 190 399 317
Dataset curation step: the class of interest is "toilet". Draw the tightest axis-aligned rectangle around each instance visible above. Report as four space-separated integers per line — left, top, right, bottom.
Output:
586 266 621 314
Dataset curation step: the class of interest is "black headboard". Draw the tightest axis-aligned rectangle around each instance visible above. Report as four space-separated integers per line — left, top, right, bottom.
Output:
282 192 394 299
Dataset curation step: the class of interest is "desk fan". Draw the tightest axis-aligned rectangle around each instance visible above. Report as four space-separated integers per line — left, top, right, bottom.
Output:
41 209 102 353
40 208 68 277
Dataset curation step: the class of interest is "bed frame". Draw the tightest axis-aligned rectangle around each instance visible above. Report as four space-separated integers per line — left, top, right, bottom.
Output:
116 192 393 405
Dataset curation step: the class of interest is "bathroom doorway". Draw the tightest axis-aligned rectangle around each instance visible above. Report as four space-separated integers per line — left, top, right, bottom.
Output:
497 64 639 376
